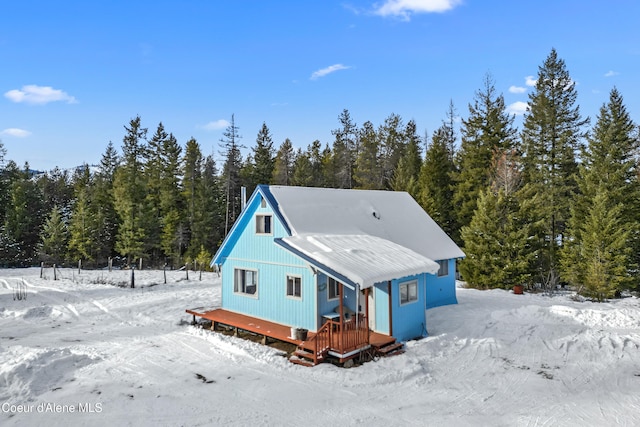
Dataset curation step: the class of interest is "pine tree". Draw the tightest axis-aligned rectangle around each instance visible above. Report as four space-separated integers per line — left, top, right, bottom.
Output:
521 48 589 285
291 148 314 187
4 165 45 264
219 114 244 235
391 119 422 199
460 151 534 289
378 113 406 189
92 142 120 264
454 74 517 230
189 155 225 257
68 166 96 262
39 205 68 264
355 121 383 189
158 133 184 265
331 109 358 189
418 124 457 238
248 122 275 192
272 138 294 185
561 87 639 293
144 122 169 263
113 116 148 265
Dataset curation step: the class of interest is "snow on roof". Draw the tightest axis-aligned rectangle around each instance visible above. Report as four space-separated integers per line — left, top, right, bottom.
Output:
278 234 440 289
266 186 465 261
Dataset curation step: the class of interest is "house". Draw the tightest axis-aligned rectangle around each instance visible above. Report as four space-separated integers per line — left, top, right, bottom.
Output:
188 185 464 366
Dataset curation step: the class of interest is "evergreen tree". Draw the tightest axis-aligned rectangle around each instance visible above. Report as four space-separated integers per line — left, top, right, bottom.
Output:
272 138 294 185
564 191 630 301
248 122 275 192
355 121 383 189
4 166 45 264
561 87 639 293
39 205 68 264
291 148 314 187
307 140 324 187
392 119 423 199
190 155 225 257
460 151 535 289
521 48 589 285
331 109 358 189
68 166 96 262
454 74 517 230
143 122 169 262
92 142 120 263
418 124 457 238
113 116 148 265
378 113 405 189
219 114 244 235
182 138 203 259
158 133 184 265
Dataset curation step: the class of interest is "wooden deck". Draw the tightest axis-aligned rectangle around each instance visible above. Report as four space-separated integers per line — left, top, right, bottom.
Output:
186 307 305 345
186 307 401 365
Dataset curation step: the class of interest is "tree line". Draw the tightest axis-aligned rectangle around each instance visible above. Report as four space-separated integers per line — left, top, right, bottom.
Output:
0 48 637 300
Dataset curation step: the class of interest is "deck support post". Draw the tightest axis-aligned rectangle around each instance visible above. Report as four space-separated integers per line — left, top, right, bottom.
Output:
212 321 217 331
191 314 196 325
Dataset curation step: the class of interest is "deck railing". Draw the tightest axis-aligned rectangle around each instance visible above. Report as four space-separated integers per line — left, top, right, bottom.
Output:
329 314 370 355
311 321 332 364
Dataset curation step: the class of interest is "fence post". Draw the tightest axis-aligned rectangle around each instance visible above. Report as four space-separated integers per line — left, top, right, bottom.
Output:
185 264 189 281
40 262 44 279
131 267 135 289
108 257 112 272
139 257 143 271
78 259 82 275
53 264 57 281
163 264 167 284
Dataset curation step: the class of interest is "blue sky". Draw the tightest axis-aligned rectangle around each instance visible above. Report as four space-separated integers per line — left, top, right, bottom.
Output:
1 0 639 170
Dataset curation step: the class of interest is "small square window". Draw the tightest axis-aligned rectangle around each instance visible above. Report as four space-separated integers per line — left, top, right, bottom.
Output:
400 280 418 305
234 268 258 296
287 275 301 298
437 260 449 277
260 197 267 208
256 215 272 234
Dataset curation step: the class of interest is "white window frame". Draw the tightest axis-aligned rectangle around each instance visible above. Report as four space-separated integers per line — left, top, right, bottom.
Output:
437 260 449 277
255 214 272 235
286 275 302 299
399 280 418 305
327 277 339 301
234 268 258 297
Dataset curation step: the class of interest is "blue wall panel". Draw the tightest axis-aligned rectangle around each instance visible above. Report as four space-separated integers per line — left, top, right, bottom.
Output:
425 258 458 309
389 273 428 342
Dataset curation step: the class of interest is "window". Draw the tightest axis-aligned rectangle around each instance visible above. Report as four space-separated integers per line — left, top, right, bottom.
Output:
437 260 449 277
400 280 418 305
286 275 301 298
328 277 339 300
234 268 258 296
256 215 272 234
260 197 267 208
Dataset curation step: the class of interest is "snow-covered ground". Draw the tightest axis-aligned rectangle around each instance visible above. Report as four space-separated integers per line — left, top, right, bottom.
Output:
1 268 639 426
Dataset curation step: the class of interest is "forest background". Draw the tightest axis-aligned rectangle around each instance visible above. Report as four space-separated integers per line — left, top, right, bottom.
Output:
1 49 637 301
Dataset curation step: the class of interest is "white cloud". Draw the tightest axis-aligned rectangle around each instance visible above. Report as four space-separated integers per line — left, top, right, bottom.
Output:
202 119 230 131
4 85 77 105
525 75 536 87
1 128 31 137
310 64 351 80
604 70 619 77
374 0 462 19
507 101 528 116
509 85 526 94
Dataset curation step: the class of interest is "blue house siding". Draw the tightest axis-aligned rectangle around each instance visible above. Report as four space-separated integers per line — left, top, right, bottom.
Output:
389 274 428 342
425 258 457 309
219 192 317 331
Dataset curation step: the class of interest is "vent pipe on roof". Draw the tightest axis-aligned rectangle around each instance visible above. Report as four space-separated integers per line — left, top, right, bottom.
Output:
241 186 247 211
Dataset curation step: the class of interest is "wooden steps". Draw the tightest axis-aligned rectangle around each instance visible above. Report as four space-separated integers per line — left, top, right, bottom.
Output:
290 348 324 367
375 341 404 357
